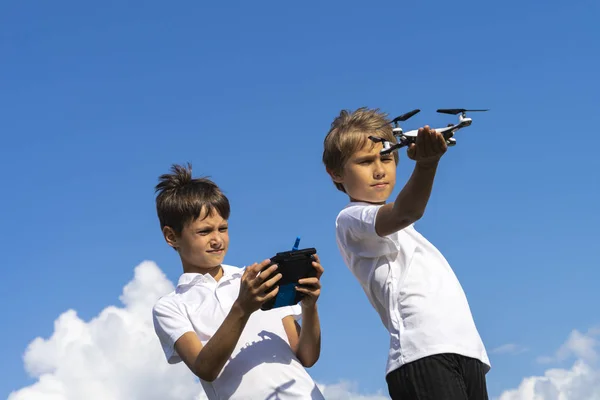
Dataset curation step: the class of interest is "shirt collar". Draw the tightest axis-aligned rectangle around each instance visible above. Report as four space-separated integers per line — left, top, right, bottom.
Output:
176 264 243 289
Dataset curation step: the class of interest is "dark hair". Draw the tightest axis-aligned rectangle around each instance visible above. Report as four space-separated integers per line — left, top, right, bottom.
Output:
155 163 230 234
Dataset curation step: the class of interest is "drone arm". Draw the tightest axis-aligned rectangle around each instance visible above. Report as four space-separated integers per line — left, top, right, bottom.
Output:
434 125 456 140
374 161 439 237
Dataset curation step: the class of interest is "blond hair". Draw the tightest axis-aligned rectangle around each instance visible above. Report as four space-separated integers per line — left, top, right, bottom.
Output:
322 107 398 192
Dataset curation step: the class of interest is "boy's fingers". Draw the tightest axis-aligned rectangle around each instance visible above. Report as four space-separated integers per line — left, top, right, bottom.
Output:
438 132 448 153
425 128 437 157
416 127 425 148
245 263 260 279
433 130 442 155
256 264 278 284
312 261 324 276
417 126 430 158
260 272 282 291
262 286 279 301
431 131 441 154
407 143 416 159
296 286 320 296
249 260 268 274
298 277 320 286
311 255 324 277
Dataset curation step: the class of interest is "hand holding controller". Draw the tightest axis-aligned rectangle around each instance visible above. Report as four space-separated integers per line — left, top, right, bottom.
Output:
260 245 321 311
236 259 282 315
295 253 324 309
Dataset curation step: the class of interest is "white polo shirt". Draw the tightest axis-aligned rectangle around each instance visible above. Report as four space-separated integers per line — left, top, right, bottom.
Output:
152 264 325 400
335 202 490 376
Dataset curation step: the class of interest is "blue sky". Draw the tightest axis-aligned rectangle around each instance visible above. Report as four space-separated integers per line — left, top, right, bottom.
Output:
2 1 599 399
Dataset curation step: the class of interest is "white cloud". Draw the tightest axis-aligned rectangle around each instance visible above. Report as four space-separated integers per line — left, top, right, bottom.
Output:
496 328 600 400
9 261 388 400
492 343 529 355
536 328 599 365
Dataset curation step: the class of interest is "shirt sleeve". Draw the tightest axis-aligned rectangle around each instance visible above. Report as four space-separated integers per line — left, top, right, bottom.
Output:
152 298 195 364
336 204 401 258
270 304 303 321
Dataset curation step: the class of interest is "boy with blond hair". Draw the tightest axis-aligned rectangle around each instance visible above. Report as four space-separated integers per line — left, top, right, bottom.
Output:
152 163 326 399
323 108 490 399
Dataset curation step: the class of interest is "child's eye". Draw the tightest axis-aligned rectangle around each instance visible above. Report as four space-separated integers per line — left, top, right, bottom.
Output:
219 227 228 232
197 230 211 235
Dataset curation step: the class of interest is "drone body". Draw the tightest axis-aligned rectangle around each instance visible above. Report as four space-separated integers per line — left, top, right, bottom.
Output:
369 108 488 155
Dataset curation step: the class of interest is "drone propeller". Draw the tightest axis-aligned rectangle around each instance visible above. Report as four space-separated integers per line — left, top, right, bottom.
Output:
437 108 489 115
391 109 421 123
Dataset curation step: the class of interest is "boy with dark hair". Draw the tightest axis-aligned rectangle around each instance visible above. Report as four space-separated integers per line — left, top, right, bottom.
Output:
322 108 490 399
152 163 325 399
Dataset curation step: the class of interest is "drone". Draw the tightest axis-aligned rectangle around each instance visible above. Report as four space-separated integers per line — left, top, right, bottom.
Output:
369 108 488 155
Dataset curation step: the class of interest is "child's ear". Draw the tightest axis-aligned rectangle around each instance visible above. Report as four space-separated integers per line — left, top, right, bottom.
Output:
327 168 343 183
162 226 179 250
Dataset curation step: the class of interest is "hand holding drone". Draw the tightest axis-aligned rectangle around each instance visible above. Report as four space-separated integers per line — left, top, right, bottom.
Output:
369 108 488 155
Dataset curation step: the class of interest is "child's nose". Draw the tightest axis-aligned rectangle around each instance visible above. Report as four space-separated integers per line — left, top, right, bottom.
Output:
374 163 385 178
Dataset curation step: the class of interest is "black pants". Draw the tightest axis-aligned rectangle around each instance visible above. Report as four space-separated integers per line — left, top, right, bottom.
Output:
386 353 489 400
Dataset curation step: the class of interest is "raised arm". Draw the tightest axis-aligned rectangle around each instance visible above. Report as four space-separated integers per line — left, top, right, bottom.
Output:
375 126 448 237
175 261 281 382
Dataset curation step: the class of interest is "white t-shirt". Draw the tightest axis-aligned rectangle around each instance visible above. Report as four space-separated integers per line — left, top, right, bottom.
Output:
335 202 490 376
152 264 325 400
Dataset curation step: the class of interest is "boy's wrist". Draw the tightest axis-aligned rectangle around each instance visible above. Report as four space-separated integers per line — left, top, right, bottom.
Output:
231 300 253 320
301 302 318 313
415 159 440 170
